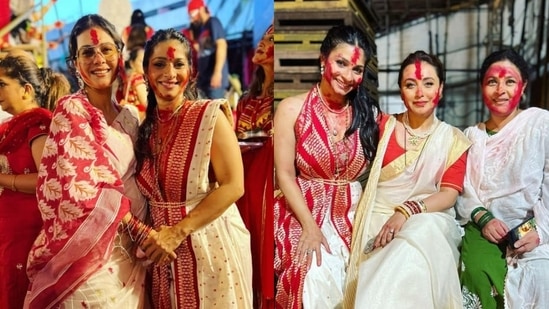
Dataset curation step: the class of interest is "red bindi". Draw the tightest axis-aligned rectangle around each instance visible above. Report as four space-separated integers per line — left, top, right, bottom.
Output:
414 60 422 80
167 47 176 61
90 29 99 45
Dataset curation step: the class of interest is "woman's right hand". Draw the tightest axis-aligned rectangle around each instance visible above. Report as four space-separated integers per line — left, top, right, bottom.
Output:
141 228 178 265
482 218 509 243
296 224 331 270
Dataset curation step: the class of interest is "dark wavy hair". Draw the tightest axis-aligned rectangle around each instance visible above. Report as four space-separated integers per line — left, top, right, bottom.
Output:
65 14 124 77
0 49 70 111
135 28 198 171
319 25 381 162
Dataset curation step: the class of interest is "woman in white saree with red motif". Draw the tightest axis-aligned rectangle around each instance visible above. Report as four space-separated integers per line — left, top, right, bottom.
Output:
25 15 151 308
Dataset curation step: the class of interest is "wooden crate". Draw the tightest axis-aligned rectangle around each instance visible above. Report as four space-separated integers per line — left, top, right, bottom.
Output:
275 0 353 10
275 49 320 74
275 31 326 51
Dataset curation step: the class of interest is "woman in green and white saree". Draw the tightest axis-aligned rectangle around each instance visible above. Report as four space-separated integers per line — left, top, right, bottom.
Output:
457 49 549 309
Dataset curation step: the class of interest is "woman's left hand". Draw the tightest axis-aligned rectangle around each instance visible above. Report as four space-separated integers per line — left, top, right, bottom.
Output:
374 212 407 249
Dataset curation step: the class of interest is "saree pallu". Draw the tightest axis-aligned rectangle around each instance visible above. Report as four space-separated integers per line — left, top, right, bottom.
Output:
137 99 253 309
25 93 147 308
344 115 470 309
274 87 368 309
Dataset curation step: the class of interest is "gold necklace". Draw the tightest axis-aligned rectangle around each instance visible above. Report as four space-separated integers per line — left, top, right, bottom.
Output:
402 112 436 146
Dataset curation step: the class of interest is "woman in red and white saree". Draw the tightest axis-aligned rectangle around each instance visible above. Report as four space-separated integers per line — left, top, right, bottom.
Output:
25 15 150 308
135 29 253 309
274 25 380 309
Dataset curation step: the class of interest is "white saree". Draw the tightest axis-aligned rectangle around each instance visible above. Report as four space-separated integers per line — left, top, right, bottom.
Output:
457 107 549 309
344 115 470 309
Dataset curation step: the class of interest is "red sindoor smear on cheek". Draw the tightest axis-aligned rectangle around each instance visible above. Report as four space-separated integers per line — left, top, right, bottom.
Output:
266 45 274 59
90 29 99 45
433 90 440 106
77 63 92 85
324 62 334 83
414 60 422 80
167 47 176 61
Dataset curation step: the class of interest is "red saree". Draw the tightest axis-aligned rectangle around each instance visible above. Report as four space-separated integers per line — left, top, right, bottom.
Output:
235 95 275 309
0 108 51 309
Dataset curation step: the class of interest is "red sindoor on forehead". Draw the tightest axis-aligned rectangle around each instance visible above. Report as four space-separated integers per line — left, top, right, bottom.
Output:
90 29 99 45
351 47 361 65
414 60 422 80
167 46 176 60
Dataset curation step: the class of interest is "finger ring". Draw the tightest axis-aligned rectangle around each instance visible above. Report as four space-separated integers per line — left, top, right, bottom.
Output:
389 230 394 234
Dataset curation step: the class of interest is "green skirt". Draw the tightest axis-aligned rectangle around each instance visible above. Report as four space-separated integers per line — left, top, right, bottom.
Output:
460 222 507 309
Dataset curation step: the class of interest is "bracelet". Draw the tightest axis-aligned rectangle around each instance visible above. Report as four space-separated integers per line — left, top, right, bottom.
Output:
402 200 422 215
11 175 17 192
476 211 495 228
418 200 427 213
125 215 152 246
394 206 410 219
470 206 487 222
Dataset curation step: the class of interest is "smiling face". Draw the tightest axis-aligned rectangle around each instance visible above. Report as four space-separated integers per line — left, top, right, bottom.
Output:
75 27 120 90
481 60 525 117
321 43 366 98
146 39 191 104
400 60 443 117
252 25 274 67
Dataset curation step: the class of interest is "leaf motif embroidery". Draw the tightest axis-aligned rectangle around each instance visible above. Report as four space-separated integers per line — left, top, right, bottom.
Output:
59 200 84 222
42 138 58 158
56 157 77 177
68 180 98 201
89 165 117 184
50 113 71 134
65 98 89 116
38 200 56 220
66 136 96 160
43 178 63 201
52 220 68 241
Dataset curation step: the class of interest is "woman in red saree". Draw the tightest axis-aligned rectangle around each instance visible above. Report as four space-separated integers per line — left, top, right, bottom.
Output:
235 24 275 309
274 25 381 309
0 49 70 309
24 15 161 308
135 28 253 308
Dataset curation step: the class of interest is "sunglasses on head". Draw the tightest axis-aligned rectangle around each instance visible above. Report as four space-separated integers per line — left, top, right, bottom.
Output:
76 42 119 63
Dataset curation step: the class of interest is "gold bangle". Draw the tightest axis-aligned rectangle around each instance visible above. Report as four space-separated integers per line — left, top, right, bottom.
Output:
418 200 427 213
11 175 17 192
394 206 410 219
